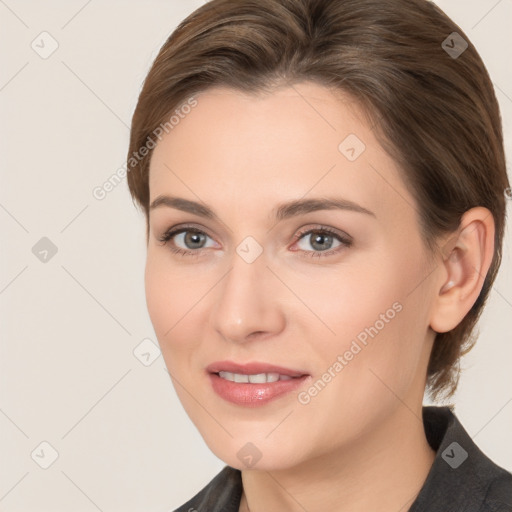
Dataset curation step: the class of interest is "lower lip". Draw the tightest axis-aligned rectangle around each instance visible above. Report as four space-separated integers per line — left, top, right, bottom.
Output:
208 372 310 407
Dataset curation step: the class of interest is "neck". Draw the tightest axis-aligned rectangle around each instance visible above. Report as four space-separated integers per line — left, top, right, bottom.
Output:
239 405 436 512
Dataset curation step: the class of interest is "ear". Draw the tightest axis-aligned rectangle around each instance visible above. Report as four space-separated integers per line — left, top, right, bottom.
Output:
429 207 495 334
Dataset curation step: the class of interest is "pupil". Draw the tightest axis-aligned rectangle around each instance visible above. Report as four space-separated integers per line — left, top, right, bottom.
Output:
312 233 332 251
186 232 204 248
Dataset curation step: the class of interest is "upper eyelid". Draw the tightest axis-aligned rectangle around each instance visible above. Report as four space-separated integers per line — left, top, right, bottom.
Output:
162 224 216 241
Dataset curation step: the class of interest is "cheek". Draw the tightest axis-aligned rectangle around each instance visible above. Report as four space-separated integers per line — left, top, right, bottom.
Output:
288 254 401 349
293 272 429 453
301 242 431 393
144 252 172 336
144 251 201 357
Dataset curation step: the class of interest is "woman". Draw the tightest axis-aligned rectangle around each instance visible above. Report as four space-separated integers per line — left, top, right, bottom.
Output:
126 0 512 510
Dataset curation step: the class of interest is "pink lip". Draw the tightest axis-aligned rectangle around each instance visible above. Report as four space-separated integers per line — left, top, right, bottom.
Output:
205 360 309 377
206 360 311 407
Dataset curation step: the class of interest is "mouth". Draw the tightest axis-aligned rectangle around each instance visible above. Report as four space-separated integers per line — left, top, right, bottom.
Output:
213 371 298 383
206 360 311 407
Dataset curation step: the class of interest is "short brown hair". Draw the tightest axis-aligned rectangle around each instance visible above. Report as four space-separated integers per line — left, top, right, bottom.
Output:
126 0 509 400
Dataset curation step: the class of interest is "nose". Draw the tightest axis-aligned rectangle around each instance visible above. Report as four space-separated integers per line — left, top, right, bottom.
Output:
210 249 286 344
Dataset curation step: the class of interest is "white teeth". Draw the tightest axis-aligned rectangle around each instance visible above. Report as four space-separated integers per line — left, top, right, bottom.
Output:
218 371 294 383
219 371 234 381
248 373 267 383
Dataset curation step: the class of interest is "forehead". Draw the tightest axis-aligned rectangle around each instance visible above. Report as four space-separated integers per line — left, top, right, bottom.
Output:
148 82 414 224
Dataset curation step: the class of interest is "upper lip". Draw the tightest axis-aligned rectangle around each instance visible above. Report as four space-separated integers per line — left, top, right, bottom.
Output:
206 360 309 377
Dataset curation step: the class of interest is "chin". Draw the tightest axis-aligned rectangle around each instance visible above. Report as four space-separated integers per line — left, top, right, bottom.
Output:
200 430 309 472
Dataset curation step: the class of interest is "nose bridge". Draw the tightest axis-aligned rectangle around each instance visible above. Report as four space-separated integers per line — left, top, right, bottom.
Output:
211 244 284 342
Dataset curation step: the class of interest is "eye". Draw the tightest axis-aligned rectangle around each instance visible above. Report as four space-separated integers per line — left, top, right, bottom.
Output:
292 226 352 258
157 224 352 259
157 225 217 257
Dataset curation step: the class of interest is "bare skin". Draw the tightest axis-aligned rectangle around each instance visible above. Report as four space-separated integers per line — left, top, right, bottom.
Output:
145 82 495 512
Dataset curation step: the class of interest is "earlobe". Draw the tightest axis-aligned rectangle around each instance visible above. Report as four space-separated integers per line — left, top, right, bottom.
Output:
429 207 495 334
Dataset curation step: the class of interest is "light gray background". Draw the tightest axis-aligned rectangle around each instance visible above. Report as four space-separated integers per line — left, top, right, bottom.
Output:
1 1 511 511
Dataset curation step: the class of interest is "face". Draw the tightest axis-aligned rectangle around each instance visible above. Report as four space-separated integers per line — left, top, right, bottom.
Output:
145 82 439 471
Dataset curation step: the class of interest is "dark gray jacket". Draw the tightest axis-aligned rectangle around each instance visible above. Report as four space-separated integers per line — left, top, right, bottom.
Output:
174 406 512 511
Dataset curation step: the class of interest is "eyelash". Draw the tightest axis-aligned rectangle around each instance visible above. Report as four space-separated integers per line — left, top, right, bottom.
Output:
157 224 353 259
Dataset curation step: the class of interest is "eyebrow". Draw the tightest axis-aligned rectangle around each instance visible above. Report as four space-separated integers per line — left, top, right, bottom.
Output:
149 195 376 221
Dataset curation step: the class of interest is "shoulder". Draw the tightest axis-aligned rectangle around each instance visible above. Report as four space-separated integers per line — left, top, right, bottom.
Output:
478 470 512 512
410 406 512 512
172 465 243 512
